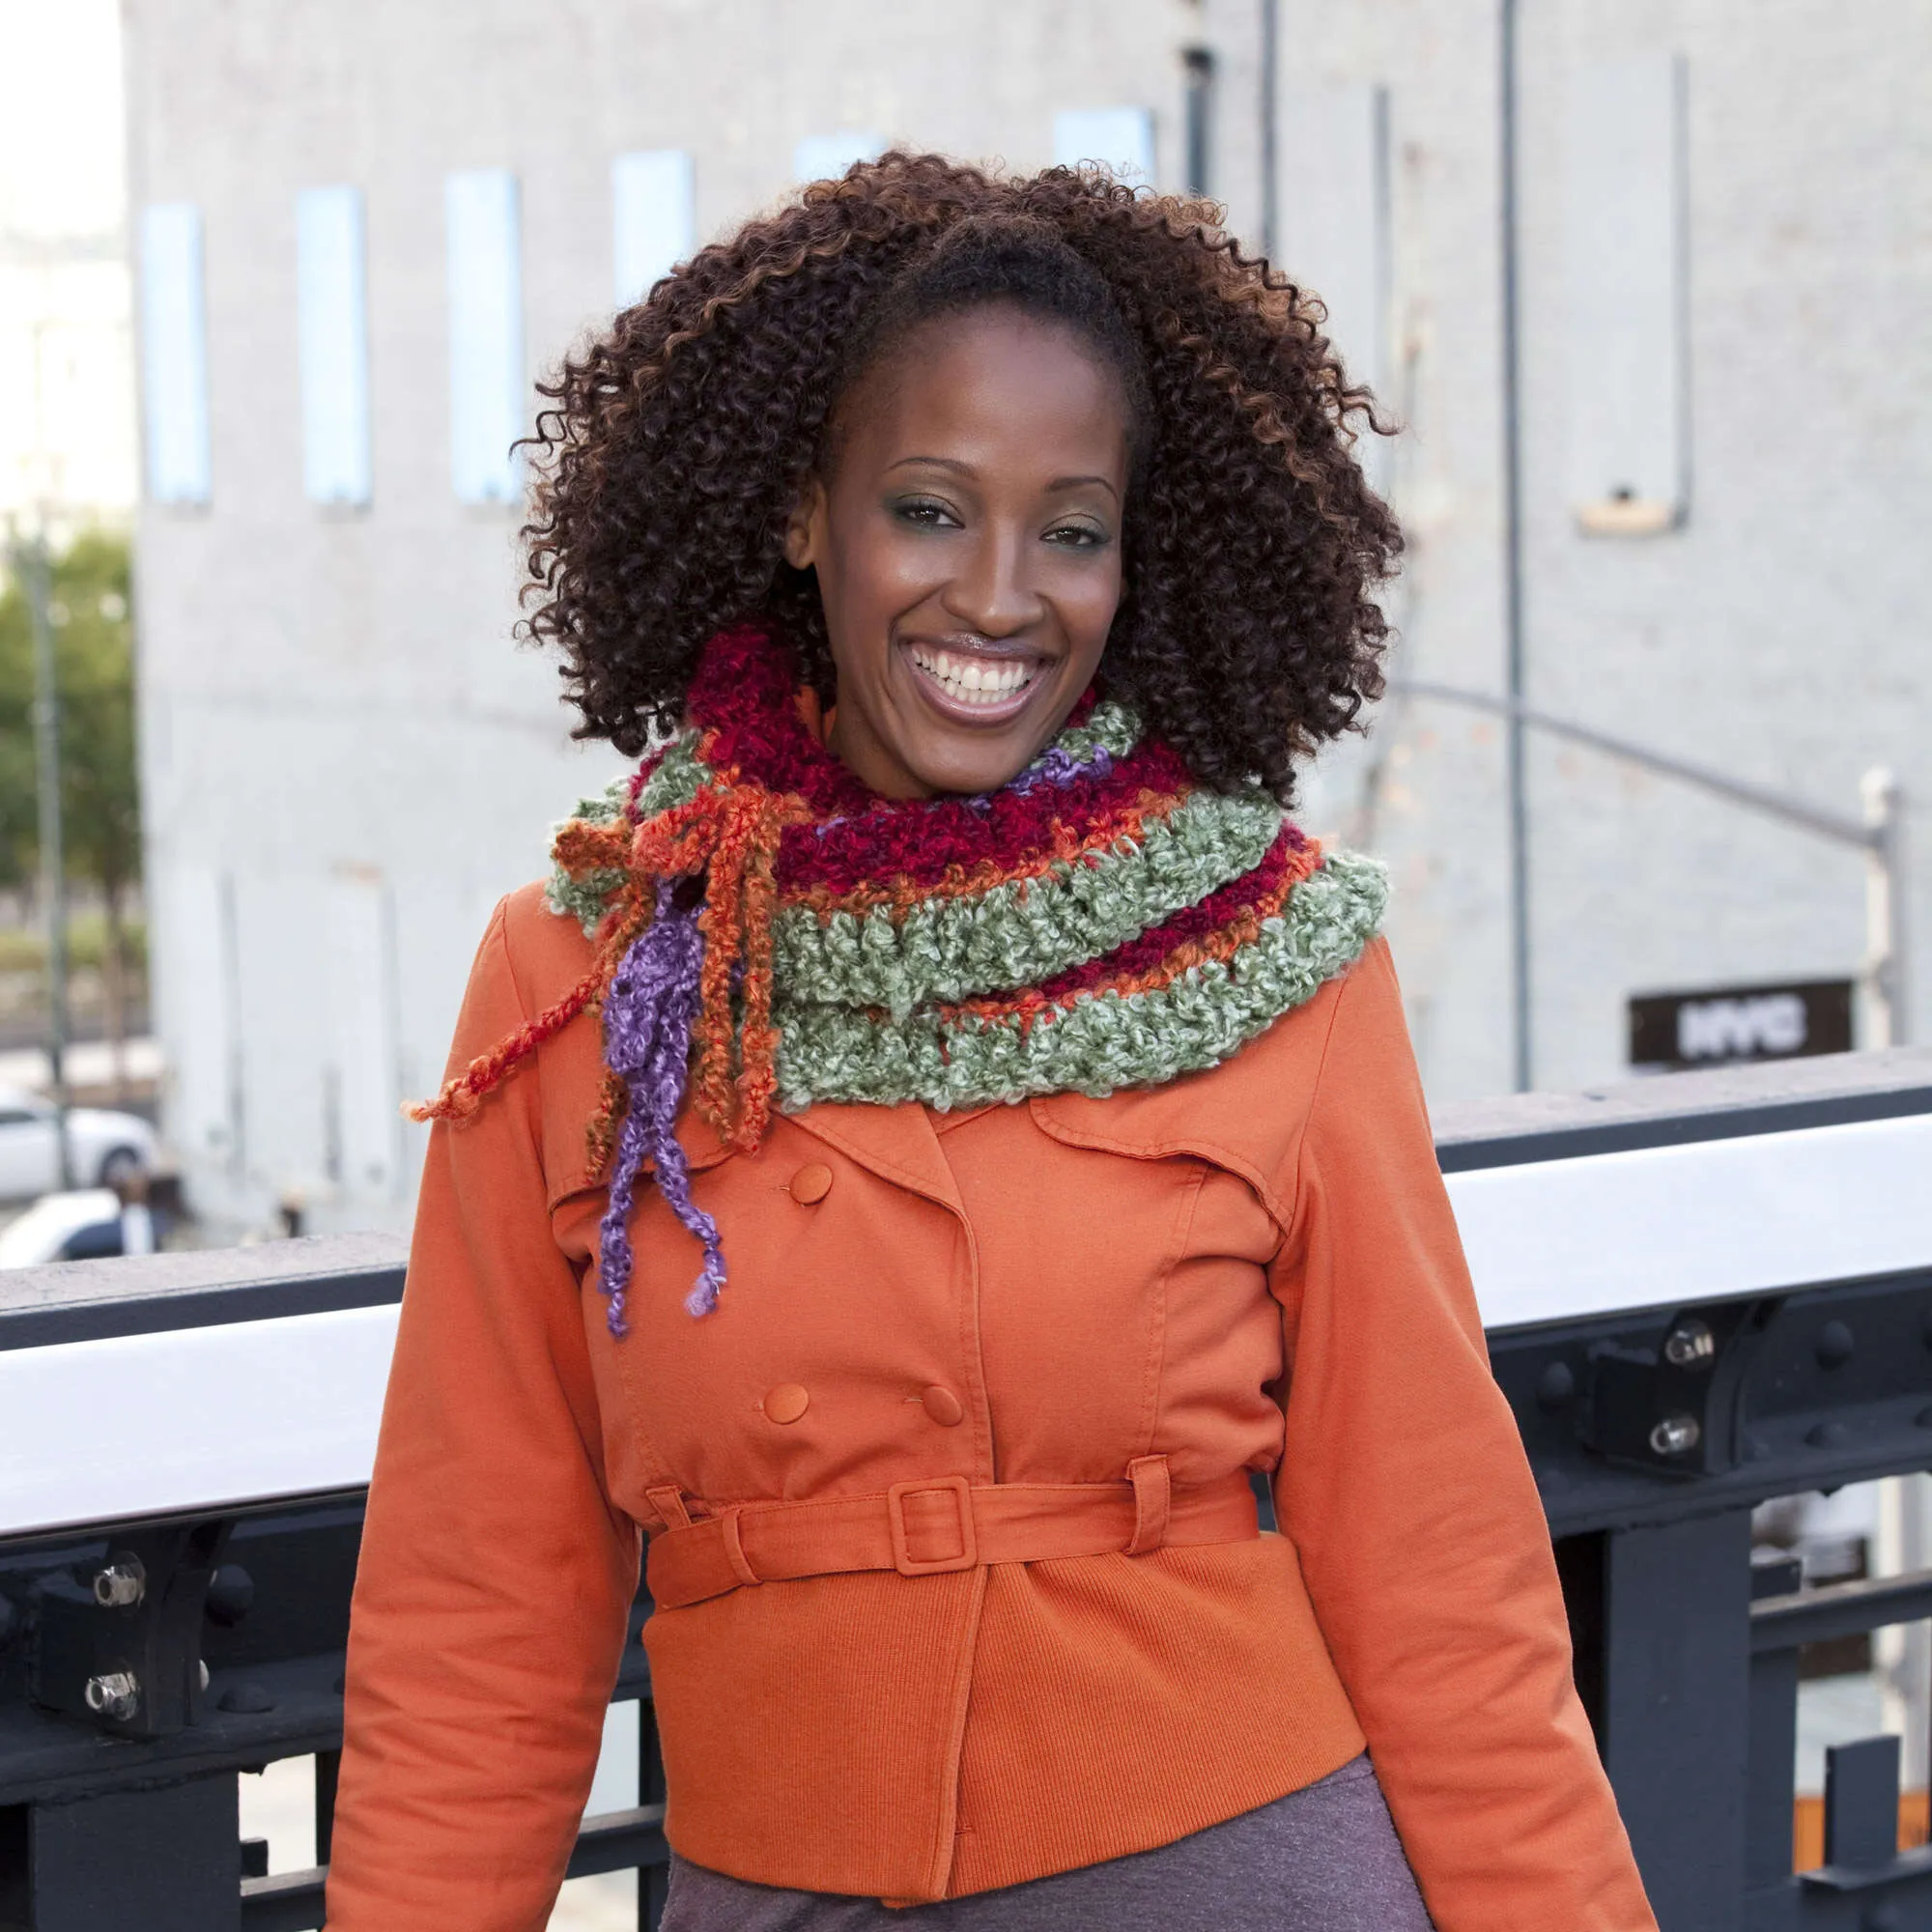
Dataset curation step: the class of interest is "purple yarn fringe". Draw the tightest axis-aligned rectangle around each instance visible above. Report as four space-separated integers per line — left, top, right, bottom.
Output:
596 880 727 1330
594 732 1111 1331
1007 739 1113 794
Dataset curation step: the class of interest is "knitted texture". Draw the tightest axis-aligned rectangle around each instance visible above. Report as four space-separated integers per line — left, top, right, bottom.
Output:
418 625 1387 1321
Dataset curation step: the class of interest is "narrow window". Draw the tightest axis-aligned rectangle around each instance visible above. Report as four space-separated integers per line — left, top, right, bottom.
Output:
139 202 212 505
325 870 402 1202
164 863 242 1170
444 168 524 505
612 150 696 309
1563 52 1689 534
1052 108 1155 187
1181 50 1216 198
297 185 372 507
792 132 883 184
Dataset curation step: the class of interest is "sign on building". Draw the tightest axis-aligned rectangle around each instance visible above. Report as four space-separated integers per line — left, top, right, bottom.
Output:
1628 980 1855 1072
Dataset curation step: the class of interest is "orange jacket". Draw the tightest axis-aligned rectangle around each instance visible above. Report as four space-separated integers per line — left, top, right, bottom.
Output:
327 882 1656 1928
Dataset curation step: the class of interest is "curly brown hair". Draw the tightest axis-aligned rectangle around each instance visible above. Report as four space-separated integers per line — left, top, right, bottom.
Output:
521 152 1400 801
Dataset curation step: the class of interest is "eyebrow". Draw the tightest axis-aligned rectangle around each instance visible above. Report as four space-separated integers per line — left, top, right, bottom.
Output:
886 454 1121 501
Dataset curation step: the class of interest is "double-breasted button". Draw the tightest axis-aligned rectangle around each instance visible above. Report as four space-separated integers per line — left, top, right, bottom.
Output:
920 1385 965 1428
763 1383 810 1425
788 1164 834 1206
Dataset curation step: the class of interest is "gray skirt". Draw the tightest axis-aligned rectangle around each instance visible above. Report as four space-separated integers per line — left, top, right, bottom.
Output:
658 1754 1435 1931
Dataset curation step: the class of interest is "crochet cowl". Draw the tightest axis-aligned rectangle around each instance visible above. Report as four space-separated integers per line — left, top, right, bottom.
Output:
413 625 1387 1328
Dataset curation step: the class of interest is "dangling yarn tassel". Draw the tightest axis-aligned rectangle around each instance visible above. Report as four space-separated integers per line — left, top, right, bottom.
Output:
595 880 727 1328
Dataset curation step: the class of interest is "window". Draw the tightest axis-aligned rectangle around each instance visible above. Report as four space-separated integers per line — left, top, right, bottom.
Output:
324 870 401 1202
296 185 372 506
792 132 883 184
1563 53 1689 534
612 150 696 308
139 202 212 504
1052 108 1155 187
444 168 525 505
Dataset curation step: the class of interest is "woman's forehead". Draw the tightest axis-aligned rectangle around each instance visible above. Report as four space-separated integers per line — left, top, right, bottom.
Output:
832 308 1132 480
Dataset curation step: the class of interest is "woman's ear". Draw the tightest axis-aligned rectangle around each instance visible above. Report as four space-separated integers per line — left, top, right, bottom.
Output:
782 480 825 570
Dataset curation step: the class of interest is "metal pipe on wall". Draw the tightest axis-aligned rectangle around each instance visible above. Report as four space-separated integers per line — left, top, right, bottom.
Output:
1498 0 1533 1092
1397 679 1914 1056
1864 768 1912 1049
14 529 74 1188
1259 0 1279 257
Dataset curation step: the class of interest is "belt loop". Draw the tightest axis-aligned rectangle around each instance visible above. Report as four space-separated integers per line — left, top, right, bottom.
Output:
1123 1455 1172 1555
645 1485 693 1531
720 1508 762 1588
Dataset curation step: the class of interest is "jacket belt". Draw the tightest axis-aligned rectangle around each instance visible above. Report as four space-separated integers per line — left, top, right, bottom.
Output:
644 1458 1261 1611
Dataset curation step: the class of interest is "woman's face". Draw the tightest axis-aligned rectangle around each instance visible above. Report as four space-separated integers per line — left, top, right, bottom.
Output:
783 305 1130 799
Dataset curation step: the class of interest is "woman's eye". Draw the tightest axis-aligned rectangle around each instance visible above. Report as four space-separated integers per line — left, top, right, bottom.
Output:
893 497 960 528
1045 524 1108 550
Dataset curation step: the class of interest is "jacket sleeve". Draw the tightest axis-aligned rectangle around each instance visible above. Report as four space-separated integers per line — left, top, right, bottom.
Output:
326 899 640 1930
1269 939 1656 1932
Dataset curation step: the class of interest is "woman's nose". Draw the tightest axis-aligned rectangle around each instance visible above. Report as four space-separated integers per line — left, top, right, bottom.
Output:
941 527 1044 638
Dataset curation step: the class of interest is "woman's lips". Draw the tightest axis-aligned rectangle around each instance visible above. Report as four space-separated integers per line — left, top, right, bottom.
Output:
899 639 1052 726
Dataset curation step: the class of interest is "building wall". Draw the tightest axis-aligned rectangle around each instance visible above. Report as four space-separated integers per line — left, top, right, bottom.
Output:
1207 0 1929 1095
121 0 1200 1229
122 0 1929 1230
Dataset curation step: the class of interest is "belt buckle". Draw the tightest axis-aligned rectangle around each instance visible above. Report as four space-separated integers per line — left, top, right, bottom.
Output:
887 1476 977 1576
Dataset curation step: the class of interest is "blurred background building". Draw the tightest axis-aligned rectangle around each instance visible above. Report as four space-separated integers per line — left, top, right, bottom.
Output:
0 1 134 535
63 0 1932 1230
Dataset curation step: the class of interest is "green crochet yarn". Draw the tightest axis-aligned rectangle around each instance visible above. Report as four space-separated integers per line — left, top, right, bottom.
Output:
771 785 1286 1013
543 693 1388 1118
771 851 1388 1111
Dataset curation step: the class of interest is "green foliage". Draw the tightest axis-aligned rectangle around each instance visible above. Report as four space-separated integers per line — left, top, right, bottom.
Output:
0 913 148 975
0 529 141 900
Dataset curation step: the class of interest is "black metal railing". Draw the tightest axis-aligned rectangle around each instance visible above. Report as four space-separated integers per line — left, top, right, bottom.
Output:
2 1045 1929 1931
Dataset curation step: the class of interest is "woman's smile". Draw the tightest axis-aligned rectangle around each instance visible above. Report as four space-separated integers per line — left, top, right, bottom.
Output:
898 634 1053 724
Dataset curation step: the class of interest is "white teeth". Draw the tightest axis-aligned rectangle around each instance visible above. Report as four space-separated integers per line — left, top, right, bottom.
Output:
908 645 1039 708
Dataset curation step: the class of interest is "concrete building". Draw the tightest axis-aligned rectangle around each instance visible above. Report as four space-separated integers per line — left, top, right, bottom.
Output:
120 0 1929 1231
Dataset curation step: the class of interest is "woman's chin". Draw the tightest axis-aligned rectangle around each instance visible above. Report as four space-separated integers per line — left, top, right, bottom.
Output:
901 733 1040 798
888 659 1075 796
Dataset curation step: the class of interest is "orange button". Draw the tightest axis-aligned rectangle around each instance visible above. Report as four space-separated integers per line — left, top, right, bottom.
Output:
920 1384 965 1428
789 1164 834 1206
763 1382 810 1425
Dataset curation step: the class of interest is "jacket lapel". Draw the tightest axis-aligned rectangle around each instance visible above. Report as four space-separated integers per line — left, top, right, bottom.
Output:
784 1100 964 1217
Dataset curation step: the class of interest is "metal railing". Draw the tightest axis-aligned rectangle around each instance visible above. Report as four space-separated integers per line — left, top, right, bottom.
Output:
1 1046 1929 1931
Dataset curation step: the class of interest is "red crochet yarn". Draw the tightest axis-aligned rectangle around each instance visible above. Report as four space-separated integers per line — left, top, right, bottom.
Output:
1032 823 1317 1004
684 627 1151 897
413 625 1320 1158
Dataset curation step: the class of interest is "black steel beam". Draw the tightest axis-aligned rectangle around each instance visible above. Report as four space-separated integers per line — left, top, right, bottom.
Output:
240 1867 326 1932
1434 1045 1932 1172
231 1804 670 1932
1751 1571 1932 1653
25 1776 242 1932
1596 1511 1755 1932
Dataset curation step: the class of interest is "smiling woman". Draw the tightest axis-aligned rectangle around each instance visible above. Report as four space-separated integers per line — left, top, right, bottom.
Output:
325 155 1658 1932
520 155 1398 804
784 245 1134 796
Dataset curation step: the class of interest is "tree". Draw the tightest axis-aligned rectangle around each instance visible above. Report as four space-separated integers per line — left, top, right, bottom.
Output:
0 528 143 1053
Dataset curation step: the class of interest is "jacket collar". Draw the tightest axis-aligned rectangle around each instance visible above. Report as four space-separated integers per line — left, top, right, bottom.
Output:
780 1102 965 1219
